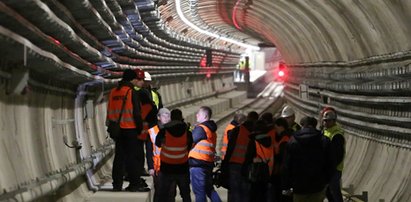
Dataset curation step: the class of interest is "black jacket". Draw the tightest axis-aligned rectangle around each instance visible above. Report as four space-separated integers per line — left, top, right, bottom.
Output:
155 120 193 174
137 88 158 128
283 127 331 194
272 128 294 178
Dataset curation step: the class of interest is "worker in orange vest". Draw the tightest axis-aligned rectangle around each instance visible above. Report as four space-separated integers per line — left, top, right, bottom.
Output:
259 112 277 202
260 112 276 147
189 106 221 202
106 69 150 192
245 120 274 202
146 108 171 201
155 109 193 202
220 112 246 160
222 111 258 202
133 69 158 180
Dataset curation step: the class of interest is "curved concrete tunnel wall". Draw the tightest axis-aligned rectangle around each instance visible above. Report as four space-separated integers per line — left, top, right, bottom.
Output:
234 1 411 201
0 72 235 201
225 1 411 201
242 1 411 63
1 0 411 201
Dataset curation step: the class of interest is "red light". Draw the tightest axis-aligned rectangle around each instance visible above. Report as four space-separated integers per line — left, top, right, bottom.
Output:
278 70 285 77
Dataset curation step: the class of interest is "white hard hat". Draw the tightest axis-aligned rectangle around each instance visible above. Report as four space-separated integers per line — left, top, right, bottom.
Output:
281 105 295 118
144 72 152 81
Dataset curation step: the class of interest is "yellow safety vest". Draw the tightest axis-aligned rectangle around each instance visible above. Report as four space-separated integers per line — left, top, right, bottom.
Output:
151 90 160 109
323 124 345 171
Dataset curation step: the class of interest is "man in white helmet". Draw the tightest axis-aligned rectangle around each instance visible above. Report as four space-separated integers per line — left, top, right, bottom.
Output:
281 105 301 132
144 71 163 109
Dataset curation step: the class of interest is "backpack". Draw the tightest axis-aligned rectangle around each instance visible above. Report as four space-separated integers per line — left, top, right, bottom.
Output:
247 143 270 182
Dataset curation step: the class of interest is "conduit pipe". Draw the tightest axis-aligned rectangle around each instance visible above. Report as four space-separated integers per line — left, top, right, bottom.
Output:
0 140 113 201
85 143 115 192
0 161 92 202
75 80 106 192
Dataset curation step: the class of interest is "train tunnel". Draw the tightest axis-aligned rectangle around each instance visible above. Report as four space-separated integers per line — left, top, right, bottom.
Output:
0 0 410 201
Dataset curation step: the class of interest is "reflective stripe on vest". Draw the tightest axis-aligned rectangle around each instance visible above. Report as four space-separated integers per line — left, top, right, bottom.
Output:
161 130 188 164
149 125 161 172
107 86 136 129
221 123 235 160
229 125 250 164
254 142 274 175
189 124 216 162
324 124 345 171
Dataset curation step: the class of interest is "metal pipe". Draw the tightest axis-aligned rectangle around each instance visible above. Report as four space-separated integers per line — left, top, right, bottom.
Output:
75 81 106 192
0 144 114 201
0 161 92 202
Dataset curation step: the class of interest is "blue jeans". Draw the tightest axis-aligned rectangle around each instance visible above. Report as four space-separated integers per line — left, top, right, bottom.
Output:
326 170 343 202
190 167 221 202
228 164 250 202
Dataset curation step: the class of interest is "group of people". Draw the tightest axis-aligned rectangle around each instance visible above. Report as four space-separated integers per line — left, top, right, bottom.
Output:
106 69 221 202
106 69 161 192
219 106 345 202
106 68 345 202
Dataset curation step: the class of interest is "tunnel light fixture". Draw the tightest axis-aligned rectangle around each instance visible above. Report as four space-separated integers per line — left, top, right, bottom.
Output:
174 0 260 51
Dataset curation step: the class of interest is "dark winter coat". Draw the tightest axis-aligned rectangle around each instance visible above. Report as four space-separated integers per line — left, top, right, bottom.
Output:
155 121 193 174
283 127 331 194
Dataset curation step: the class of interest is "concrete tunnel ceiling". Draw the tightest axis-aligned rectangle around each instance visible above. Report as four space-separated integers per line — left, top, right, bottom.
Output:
1 1 411 202
2 0 411 86
171 0 411 63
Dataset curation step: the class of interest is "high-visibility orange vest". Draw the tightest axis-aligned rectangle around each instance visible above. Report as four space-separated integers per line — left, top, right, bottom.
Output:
221 123 235 160
272 134 290 175
138 100 154 141
160 130 189 164
267 128 276 146
148 125 161 172
189 124 216 162
254 134 274 175
273 135 290 155
107 86 135 129
229 125 251 164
